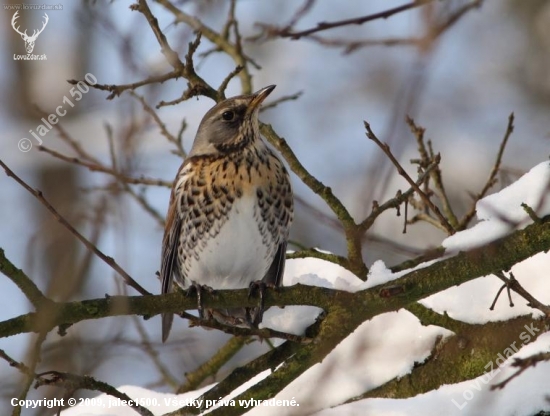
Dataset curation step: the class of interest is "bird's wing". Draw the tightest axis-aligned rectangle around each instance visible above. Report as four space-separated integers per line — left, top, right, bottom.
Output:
263 241 287 287
160 160 191 342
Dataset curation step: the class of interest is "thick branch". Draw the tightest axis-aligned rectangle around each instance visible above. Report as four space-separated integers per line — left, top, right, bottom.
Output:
2 213 550 416
2 216 550 340
356 314 545 401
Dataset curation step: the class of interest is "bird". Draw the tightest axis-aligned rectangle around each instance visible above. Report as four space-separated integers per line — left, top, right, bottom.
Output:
160 85 293 342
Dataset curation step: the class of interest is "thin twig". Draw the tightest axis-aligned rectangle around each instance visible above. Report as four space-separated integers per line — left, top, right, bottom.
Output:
261 91 303 112
123 184 166 227
134 0 218 101
217 65 244 98
359 157 440 232
35 371 154 416
364 121 455 234
176 336 250 394
287 248 350 269
187 317 313 344
459 113 514 229
0 249 51 309
407 116 459 229
0 349 32 375
494 271 550 317
34 105 99 163
491 352 550 390
307 35 419 53
132 316 179 389
38 146 171 187
156 0 259 93
69 69 181 100
0 160 151 296
259 0 436 39
128 91 187 158
132 0 184 71
13 332 48 416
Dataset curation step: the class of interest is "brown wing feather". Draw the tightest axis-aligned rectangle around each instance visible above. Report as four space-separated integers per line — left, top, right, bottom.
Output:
160 161 189 343
262 241 287 287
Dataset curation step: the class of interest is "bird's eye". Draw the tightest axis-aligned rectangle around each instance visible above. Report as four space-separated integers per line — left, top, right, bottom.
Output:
222 111 235 121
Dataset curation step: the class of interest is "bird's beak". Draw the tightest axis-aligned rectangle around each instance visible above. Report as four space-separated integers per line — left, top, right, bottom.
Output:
248 85 276 112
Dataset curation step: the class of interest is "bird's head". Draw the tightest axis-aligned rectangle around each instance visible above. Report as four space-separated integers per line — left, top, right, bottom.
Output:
189 85 275 157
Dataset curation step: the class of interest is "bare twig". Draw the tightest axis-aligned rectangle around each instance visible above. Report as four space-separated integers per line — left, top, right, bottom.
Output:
177 336 250 394
0 160 151 296
133 1 218 101
261 91 304 112
13 332 48 416
494 271 550 317
69 69 181 100
188 317 313 344
35 371 154 416
128 91 187 157
257 0 436 39
459 113 514 229
155 0 259 93
407 116 459 229
359 157 440 232
125 184 166 227
287 248 351 269
260 123 368 277
0 349 31 375
364 121 455 235
428 0 484 40
218 65 244 98
38 146 172 187
307 35 419 53
491 352 550 390
290 0 483 54
132 0 184 71
33 106 98 163
132 316 179 389
522 202 542 223
0 249 51 309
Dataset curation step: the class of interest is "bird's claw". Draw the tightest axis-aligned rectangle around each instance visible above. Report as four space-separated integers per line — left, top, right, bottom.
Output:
247 280 276 325
187 282 215 320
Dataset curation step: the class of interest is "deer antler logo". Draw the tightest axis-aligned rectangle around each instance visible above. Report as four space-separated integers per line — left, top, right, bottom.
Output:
11 11 49 54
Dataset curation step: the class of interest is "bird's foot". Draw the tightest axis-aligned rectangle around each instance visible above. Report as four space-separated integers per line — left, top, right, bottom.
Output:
187 282 215 320
247 280 277 326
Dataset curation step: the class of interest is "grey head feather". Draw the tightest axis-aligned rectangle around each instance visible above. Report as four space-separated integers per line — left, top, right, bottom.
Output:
189 85 275 157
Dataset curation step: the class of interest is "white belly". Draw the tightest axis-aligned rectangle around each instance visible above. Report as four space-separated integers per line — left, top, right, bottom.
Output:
185 196 271 289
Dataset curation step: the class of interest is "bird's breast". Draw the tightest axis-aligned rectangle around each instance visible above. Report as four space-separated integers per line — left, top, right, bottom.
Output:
183 193 274 289
176 149 290 289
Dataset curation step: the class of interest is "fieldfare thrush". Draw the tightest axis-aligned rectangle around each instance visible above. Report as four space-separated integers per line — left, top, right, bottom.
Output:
160 85 294 342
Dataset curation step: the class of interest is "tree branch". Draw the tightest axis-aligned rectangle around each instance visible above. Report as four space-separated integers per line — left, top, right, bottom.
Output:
364 121 455 235
0 160 151 296
35 371 154 416
0 249 51 310
258 0 436 39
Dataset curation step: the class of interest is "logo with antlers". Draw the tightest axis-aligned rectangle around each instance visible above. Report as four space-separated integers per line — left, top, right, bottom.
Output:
11 11 49 54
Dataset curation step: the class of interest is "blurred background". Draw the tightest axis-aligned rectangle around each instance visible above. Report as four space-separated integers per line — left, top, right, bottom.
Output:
0 0 549 414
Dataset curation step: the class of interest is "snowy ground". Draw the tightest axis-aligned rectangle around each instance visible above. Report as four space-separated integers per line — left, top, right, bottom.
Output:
61 162 550 415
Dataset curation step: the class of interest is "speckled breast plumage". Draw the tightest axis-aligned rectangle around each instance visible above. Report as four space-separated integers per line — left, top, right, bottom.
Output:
169 140 293 290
